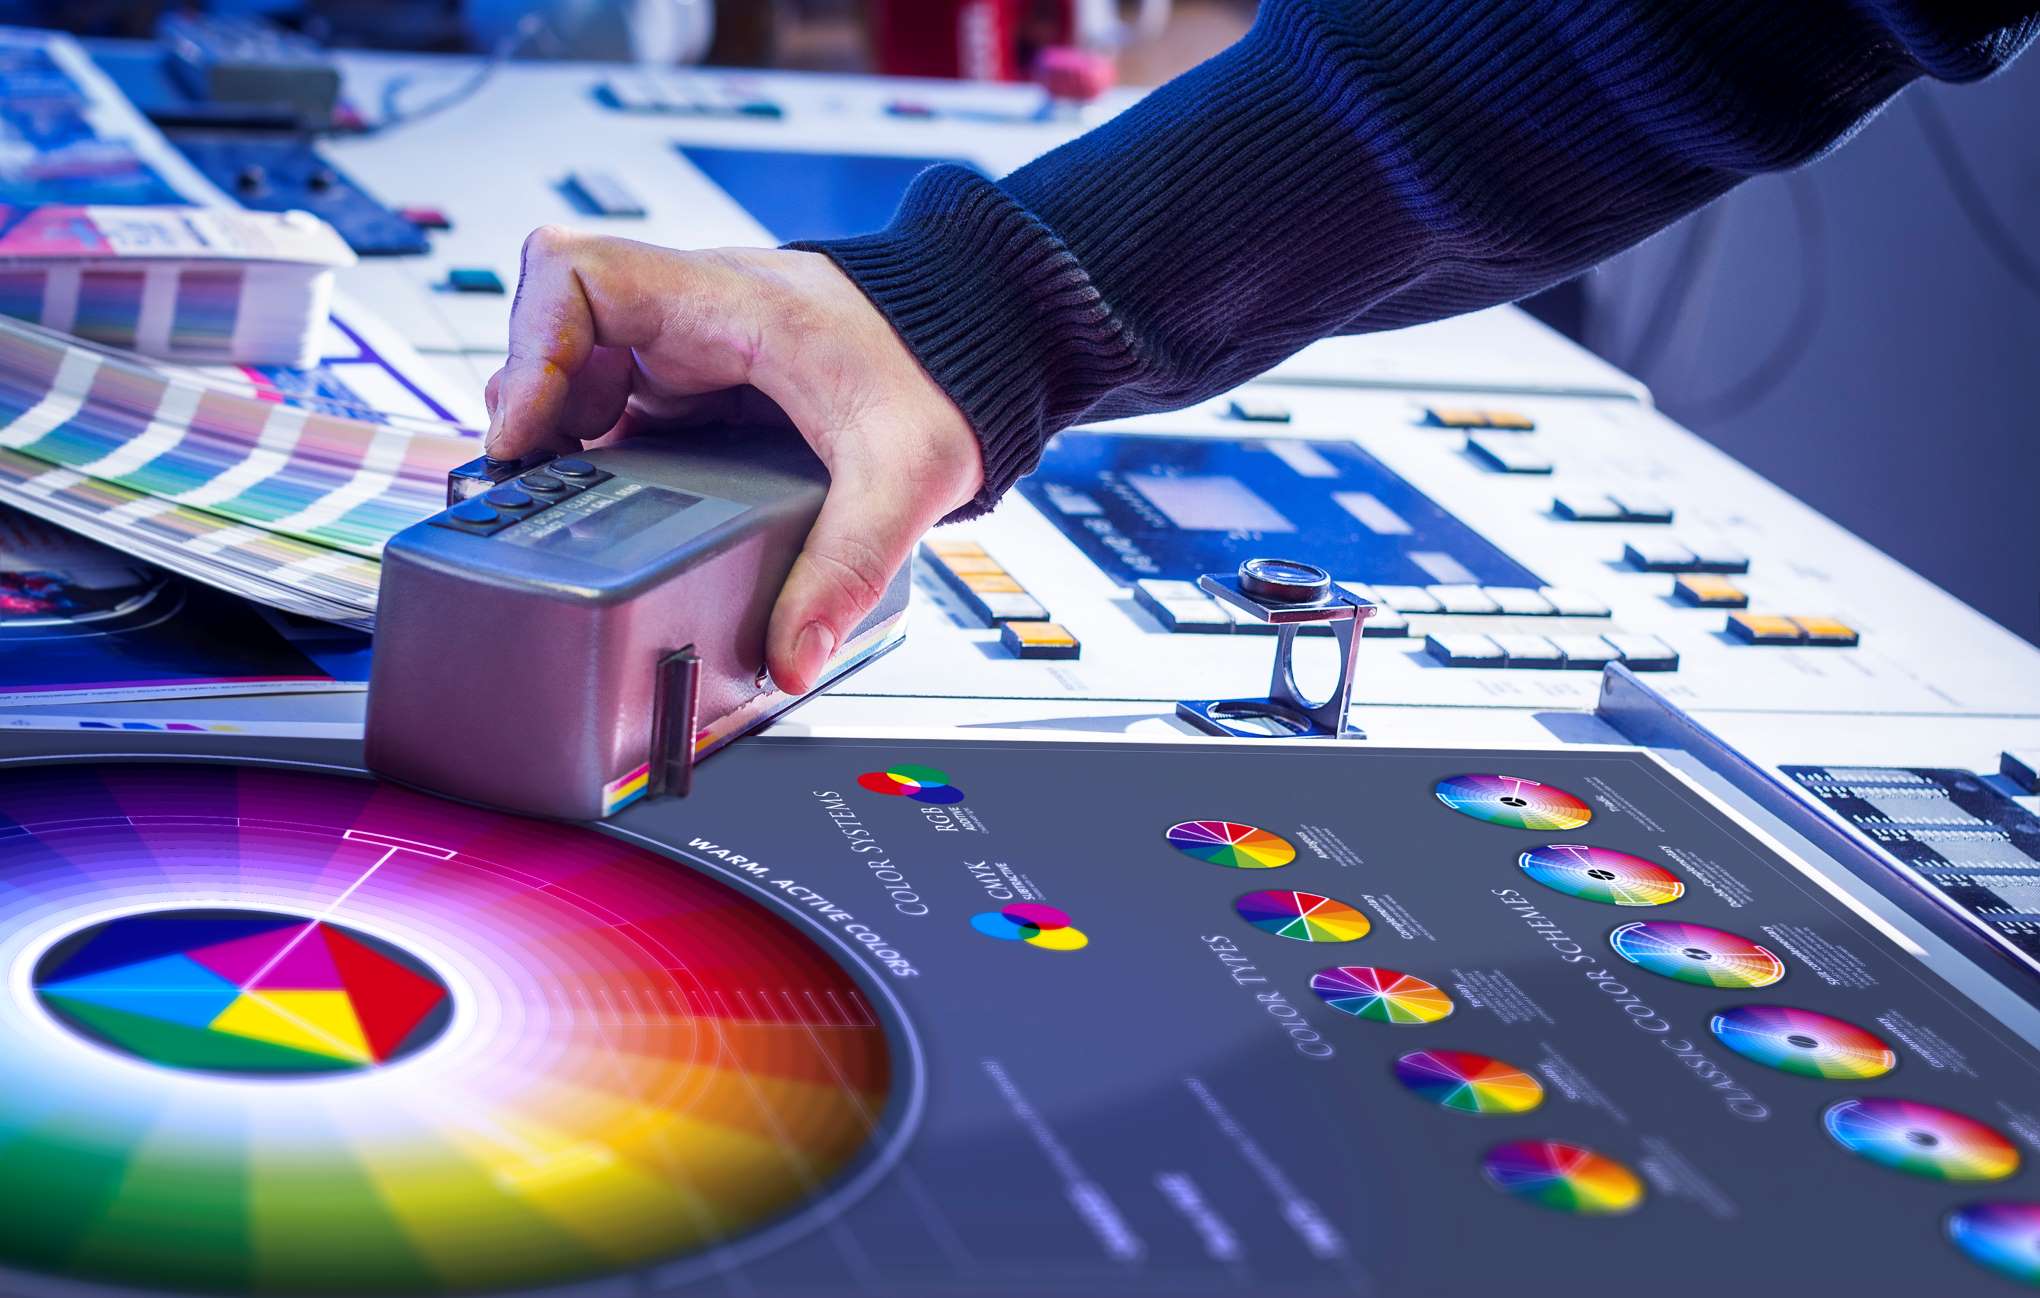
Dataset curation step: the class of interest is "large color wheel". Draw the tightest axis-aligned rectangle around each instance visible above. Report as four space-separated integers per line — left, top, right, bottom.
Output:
1165 820 1296 869
1710 1005 1896 1080
1519 845 1683 907
1234 890 1370 943
1482 1140 1643 1215
1608 920 1785 989
1434 774 1592 831
1309 966 1454 1024
0 763 900 1296
1824 1098 2020 1182
1394 1050 1544 1115
1948 1202 2040 1287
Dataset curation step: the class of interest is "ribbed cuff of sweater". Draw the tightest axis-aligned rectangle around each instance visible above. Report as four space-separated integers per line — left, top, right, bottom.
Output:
791 164 1132 519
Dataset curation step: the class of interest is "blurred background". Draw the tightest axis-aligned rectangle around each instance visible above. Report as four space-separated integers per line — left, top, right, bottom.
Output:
15 0 2033 644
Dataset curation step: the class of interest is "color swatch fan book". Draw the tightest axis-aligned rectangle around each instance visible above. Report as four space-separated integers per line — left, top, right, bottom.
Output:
0 314 473 627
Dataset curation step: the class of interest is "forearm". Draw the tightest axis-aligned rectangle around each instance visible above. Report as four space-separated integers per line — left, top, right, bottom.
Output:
802 0 2037 514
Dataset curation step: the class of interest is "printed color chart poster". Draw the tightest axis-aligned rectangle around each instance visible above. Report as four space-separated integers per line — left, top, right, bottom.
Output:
0 731 2036 1297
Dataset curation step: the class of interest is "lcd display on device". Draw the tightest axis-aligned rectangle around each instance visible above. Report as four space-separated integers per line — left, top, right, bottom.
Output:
1020 431 1547 589
0 731 2036 1296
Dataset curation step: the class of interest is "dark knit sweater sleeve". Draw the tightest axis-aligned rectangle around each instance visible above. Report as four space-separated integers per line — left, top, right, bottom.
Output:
797 0 2038 516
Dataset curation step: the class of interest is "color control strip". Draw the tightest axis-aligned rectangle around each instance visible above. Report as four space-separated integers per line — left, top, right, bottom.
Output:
1423 406 1535 430
1426 631 1678 671
1726 613 1861 646
922 537 1051 626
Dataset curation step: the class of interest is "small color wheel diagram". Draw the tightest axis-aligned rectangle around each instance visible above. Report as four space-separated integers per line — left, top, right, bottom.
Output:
1947 1202 2040 1286
970 902 1089 951
1234 890 1371 943
1709 1005 1897 1080
0 762 897 1297
857 763 965 803
1165 820 1296 869
1608 920 1785 989
1482 1140 1644 1215
1823 1098 2021 1181
1433 774 1592 831
33 910 449 1075
1394 1049 1544 1115
1518 845 1684 907
1308 966 1454 1024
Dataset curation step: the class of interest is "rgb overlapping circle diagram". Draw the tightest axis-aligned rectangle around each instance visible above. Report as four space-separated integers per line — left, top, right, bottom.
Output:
1234 890 1370 943
1824 1098 2021 1182
1947 1202 2040 1286
1710 1005 1897 1080
0 763 900 1296
1434 774 1592 831
1519 844 1684 907
1309 966 1455 1024
1395 1050 1544 1115
1608 920 1785 989
858 763 964 803
1165 820 1296 868
1482 1140 1644 1215
33 910 450 1075
970 902 1089 951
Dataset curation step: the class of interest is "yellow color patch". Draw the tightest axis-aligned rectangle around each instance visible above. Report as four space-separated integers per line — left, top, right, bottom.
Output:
211 990 373 1062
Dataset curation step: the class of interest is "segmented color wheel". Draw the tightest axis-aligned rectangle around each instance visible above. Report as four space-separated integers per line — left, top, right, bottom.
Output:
969 902 1090 951
1234 890 1370 943
1518 844 1684 907
1482 1140 1644 1215
1433 774 1592 831
856 763 964 803
33 911 450 1075
1309 966 1454 1024
1947 1202 2040 1286
1824 1098 2021 1181
1608 920 1785 989
1394 1050 1544 1115
1165 820 1296 869
0 763 898 1296
1710 1005 1896 1080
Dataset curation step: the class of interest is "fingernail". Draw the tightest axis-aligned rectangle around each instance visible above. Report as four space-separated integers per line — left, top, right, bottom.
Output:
791 621 835 693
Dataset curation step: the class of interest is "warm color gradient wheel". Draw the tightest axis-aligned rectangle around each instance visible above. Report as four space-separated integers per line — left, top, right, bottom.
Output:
1234 890 1371 943
1433 774 1592 831
1394 1050 1544 1115
1824 1098 2021 1182
1482 1140 1643 1215
0 763 898 1297
33 910 450 1075
1165 820 1297 869
1308 966 1455 1024
1709 1005 1897 1080
1518 845 1684 907
1608 920 1786 989
1947 1202 2040 1287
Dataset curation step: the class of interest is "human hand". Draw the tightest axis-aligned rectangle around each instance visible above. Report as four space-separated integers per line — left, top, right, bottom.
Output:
484 229 983 694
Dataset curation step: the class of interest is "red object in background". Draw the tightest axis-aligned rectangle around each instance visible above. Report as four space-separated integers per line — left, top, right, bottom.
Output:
871 0 1080 82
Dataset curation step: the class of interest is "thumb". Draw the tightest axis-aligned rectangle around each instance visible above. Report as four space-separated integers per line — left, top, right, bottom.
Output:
766 456 932 695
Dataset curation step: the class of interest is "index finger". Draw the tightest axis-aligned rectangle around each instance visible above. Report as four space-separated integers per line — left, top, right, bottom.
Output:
487 227 674 458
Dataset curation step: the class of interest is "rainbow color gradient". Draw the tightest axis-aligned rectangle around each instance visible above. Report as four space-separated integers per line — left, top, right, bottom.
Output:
1482 1140 1644 1215
0 762 899 1296
1394 1050 1544 1115
1709 1005 1896 1080
1434 774 1592 831
1947 1202 2040 1286
1824 1098 2021 1182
